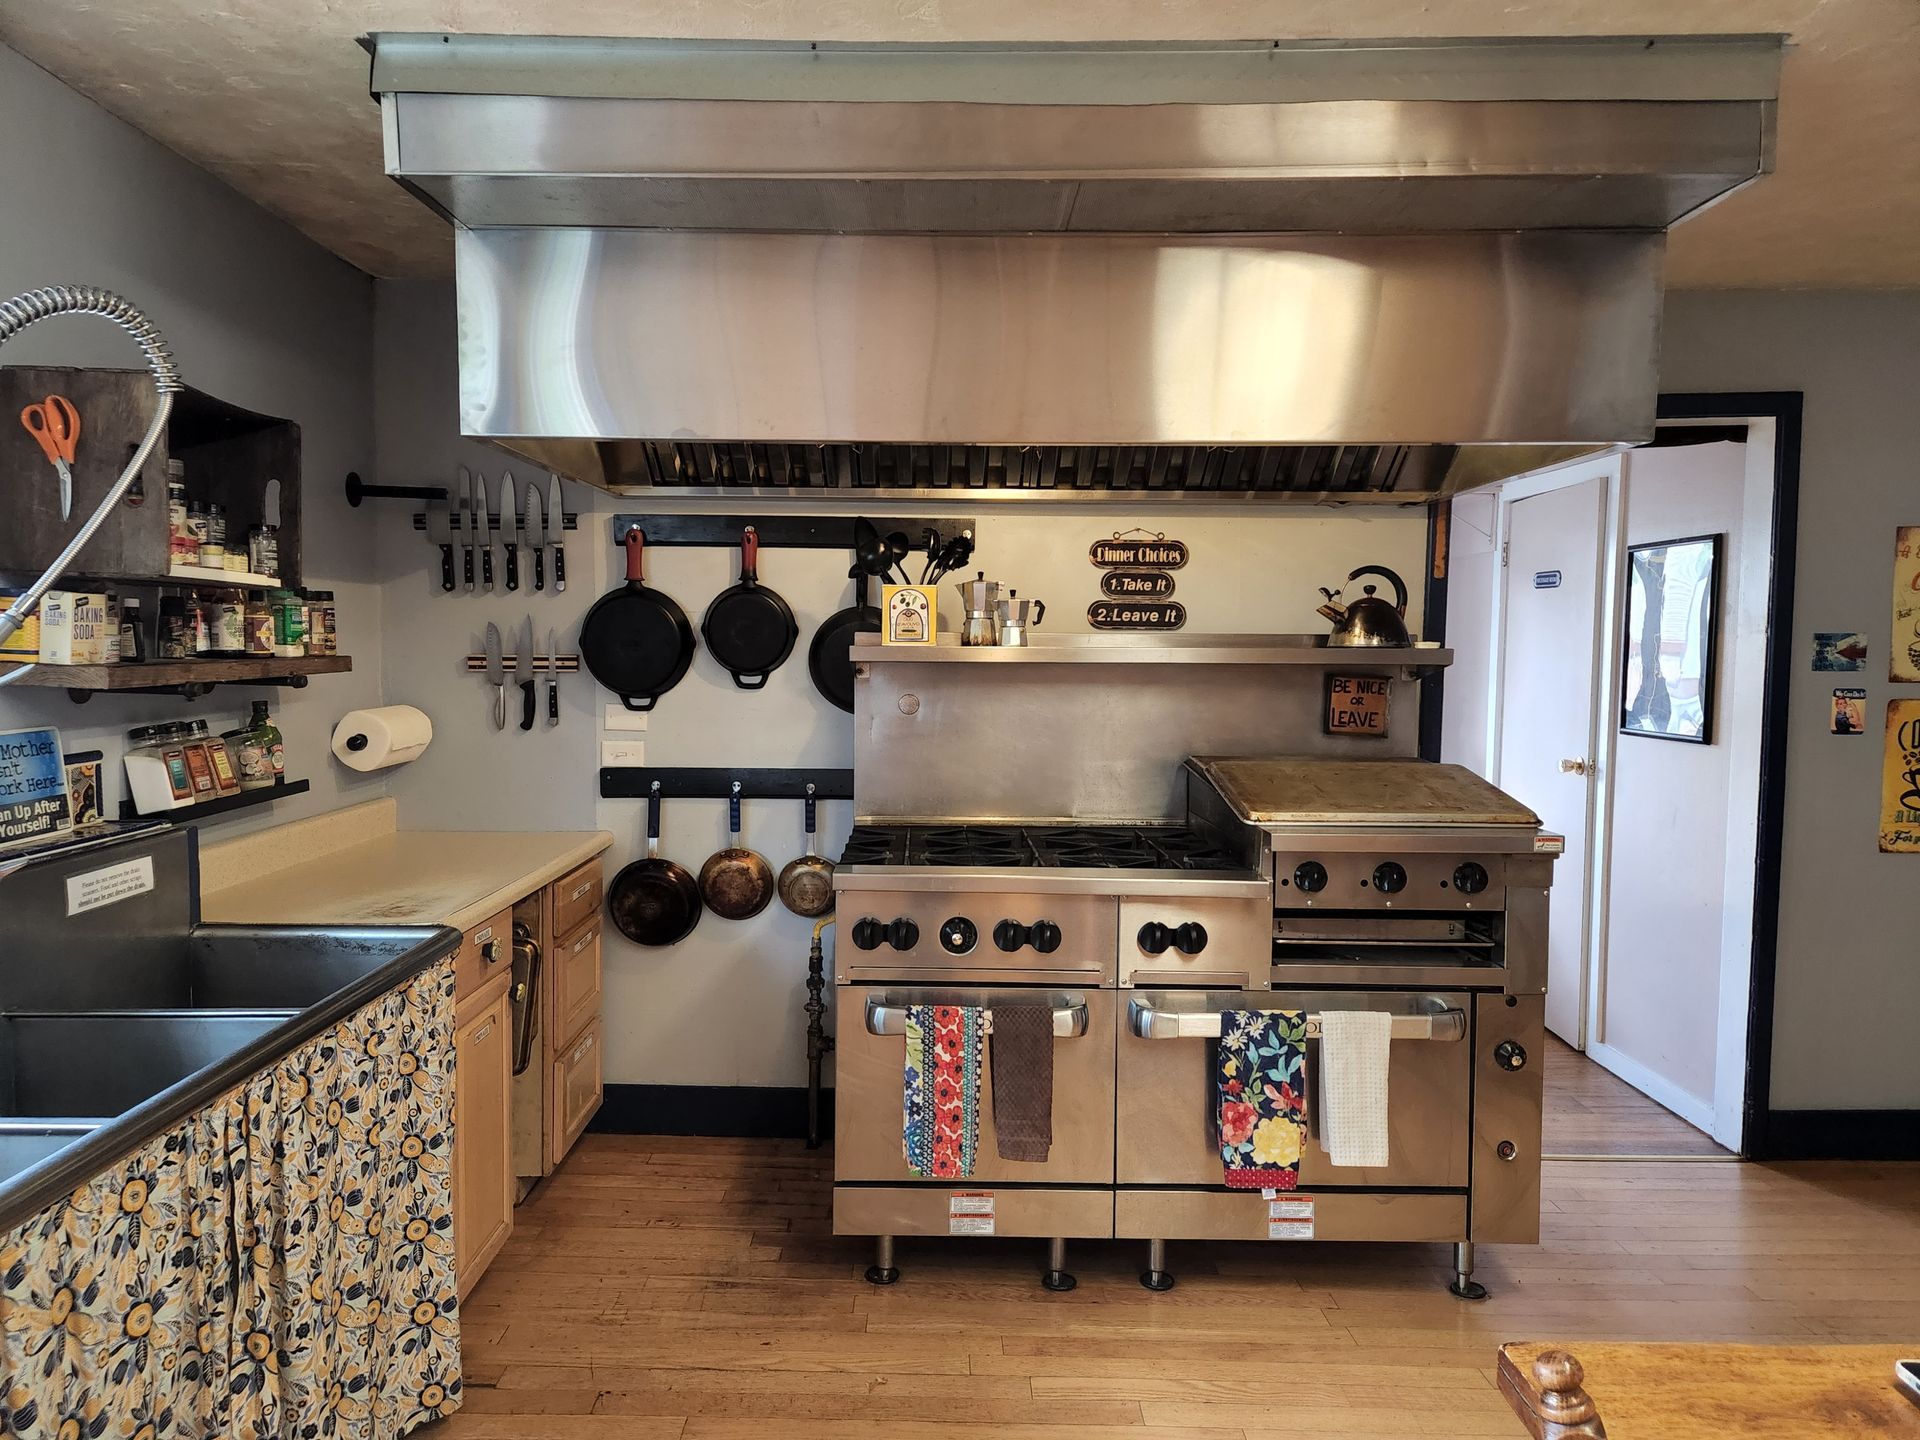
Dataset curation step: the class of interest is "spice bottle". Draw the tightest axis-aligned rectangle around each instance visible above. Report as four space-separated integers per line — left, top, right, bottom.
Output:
211 592 247 655
184 502 209 565
189 592 216 655
244 590 273 655
120 597 146 663
166 461 192 566
239 700 285 786
158 595 190 659
125 723 190 813
270 589 307 657
305 590 336 656
247 524 279 578
178 719 218 800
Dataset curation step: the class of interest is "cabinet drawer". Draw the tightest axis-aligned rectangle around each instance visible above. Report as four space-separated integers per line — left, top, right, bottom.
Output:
551 860 603 941
453 987 514 1297
455 909 513 1002
550 1017 603 1167
552 919 602 1047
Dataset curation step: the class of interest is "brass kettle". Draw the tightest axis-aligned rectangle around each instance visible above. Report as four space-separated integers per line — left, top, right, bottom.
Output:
1320 565 1412 648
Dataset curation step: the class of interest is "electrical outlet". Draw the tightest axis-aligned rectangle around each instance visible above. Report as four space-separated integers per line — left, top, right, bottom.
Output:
601 740 646 768
605 705 649 732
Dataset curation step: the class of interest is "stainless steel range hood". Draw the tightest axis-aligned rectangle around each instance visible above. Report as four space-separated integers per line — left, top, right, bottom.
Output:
371 34 1782 501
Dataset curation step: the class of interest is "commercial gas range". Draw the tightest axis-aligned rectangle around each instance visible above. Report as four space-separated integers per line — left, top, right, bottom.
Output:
831 755 1555 1299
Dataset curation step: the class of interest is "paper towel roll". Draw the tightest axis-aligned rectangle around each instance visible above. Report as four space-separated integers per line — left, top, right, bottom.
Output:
331 705 433 772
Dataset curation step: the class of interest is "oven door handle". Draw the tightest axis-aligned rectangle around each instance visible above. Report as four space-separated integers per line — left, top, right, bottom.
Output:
1127 998 1466 1042
864 999 1089 1039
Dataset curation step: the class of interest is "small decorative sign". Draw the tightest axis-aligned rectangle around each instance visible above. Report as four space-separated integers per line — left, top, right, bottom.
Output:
1892 529 1920 682
1088 600 1185 631
1880 699 1920 852
881 584 936 646
1100 569 1177 600
1813 631 1868 672
1533 570 1563 590
1090 531 1189 570
0 727 74 847
1325 674 1391 738
1832 688 1867 736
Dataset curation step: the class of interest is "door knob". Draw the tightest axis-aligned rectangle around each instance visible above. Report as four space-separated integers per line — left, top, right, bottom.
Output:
1559 758 1591 776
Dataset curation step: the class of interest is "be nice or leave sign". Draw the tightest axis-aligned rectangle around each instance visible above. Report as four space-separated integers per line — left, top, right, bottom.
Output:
1325 674 1391 738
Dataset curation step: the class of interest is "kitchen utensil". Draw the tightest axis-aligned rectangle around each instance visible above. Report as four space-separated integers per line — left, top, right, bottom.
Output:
457 466 476 591
516 614 536 730
548 474 568 591
702 525 798 690
523 477 545 591
1324 565 1413 648
579 527 695 711
546 626 560 726
19 394 78 520
483 621 505 729
607 781 703 945
928 530 974 583
994 591 1046 647
853 516 887 578
918 526 942 583
500 469 519 591
479 471 498 591
808 566 881 713
426 496 455 592
509 918 542 1075
955 571 1002 646
885 530 913 583
698 781 775 920
777 784 836 917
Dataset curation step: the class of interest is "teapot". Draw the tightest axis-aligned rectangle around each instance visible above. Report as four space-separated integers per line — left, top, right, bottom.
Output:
1321 565 1412 648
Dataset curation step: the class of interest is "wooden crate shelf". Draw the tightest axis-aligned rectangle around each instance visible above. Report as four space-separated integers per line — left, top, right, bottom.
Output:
0 654 350 698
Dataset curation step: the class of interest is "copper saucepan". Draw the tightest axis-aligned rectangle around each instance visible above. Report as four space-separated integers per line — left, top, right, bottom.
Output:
777 784 835 918
699 781 775 920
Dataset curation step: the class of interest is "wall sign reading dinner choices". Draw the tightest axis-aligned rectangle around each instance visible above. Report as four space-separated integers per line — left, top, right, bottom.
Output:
1088 529 1188 630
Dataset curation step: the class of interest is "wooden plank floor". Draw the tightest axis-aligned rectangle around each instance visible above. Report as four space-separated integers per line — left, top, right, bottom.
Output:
440 1137 1920 1440
1541 1036 1732 1159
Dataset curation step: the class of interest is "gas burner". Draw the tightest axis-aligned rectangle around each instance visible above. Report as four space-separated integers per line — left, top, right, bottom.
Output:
838 823 1242 872
839 826 908 866
910 826 1031 866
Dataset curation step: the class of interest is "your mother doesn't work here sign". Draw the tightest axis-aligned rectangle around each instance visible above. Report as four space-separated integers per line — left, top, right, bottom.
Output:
0 727 74 847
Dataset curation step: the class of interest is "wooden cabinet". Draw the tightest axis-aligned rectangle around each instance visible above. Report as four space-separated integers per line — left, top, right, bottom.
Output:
512 859 607 1182
454 909 513 1001
551 919 602 1050
551 859 603 940
452 978 513 1298
551 1017 604 1166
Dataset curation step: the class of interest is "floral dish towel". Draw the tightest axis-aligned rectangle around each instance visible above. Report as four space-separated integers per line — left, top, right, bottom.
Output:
903 1004 984 1178
1218 1009 1308 1190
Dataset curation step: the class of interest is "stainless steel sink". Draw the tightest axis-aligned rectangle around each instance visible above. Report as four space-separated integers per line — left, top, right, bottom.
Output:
0 1012 294 1120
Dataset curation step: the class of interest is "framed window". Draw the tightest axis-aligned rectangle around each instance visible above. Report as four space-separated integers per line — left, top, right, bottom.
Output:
1621 533 1721 743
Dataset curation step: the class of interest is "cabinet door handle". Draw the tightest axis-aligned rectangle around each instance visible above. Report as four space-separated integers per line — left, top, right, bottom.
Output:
481 940 502 965
572 929 596 955
473 1020 495 1043
569 881 594 901
572 1034 595 1063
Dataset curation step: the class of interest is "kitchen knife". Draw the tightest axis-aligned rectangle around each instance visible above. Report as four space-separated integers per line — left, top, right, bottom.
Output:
524 478 547 591
457 465 475 591
547 626 560 725
501 468 520 592
426 496 455 592
548 473 567 591
484 621 505 729
479 471 498 592
516 615 536 731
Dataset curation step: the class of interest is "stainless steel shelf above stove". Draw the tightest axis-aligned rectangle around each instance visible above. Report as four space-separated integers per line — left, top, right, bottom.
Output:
834 864 1269 900
853 633 1451 667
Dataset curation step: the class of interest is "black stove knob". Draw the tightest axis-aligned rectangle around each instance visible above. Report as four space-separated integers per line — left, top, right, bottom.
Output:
851 917 885 951
1173 922 1208 956
939 916 977 954
1292 861 1329 894
1371 861 1408 895
1029 920 1062 954
1494 1040 1528 1073
886 918 920 951
1137 922 1173 955
1452 861 1490 895
993 919 1029 953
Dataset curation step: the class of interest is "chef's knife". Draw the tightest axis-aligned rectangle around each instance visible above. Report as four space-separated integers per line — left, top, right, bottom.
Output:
516 615 536 731
548 474 567 591
457 466 475 591
481 471 500 592
426 495 455 592
546 626 560 726
484 621 505 729
524 477 547 591
501 468 520 592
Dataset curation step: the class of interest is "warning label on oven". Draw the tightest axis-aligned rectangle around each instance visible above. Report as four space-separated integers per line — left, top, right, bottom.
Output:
1267 1195 1315 1240
949 1192 995 1236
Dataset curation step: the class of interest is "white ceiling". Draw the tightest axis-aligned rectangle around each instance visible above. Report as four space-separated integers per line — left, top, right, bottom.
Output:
3 1 1917 288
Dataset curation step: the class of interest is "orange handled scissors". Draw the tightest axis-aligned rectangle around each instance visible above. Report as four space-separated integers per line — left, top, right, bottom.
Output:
20 394 80 520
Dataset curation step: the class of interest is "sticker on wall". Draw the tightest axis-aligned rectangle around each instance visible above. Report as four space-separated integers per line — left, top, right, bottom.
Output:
1089 530 1189 570
1533 570 1563 590
1892 528 1920 682
1831 689 1867 735
1879 699 1920 852
0 726 73 848
1088 600 1186 631
1099 569 1177 600
1813 632 1868 672
1325 674 1391 738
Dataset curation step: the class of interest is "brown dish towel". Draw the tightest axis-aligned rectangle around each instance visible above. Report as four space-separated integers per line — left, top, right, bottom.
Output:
990 1004 1054 1162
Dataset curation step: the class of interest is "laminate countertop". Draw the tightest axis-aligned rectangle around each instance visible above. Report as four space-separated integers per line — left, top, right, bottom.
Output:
200 803 612 932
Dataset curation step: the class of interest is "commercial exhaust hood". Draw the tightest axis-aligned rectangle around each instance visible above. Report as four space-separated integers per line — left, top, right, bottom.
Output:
370 34 1782 501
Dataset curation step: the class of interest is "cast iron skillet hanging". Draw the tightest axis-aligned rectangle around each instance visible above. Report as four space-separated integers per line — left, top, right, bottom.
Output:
606 781 703 946
808 566 881 714
580 528 695 711
701 526 798 690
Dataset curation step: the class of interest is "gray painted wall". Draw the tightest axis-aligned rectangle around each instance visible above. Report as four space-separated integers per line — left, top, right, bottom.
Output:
0 46 383 833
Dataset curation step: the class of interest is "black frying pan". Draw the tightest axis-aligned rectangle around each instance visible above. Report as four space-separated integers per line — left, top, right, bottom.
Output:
701 526 797 690
607 783 703 946
808 566 881 713
580 528 694 711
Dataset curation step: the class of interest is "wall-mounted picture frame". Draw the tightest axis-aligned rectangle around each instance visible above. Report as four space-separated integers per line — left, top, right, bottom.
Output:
1622 533 1721 743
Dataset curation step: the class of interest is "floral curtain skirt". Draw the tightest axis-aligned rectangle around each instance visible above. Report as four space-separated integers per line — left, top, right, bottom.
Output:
0 957 462 1439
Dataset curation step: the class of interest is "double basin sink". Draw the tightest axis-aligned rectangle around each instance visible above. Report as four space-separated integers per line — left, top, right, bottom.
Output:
0 923 459 1229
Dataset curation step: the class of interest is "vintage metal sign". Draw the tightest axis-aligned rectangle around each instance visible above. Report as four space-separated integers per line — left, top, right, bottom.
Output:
1324 675 1391 738
0 726 73 848
1090 532 1188 570
1088 600 1186 631
1099 569 1177 600
1880 699 1920 852
1893 528 1920 682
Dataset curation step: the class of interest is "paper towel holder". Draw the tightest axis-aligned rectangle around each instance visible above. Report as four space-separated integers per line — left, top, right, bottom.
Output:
330 705 434 773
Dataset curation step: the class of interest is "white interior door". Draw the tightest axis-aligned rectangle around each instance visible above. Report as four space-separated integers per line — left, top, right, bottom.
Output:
1497 472 1607 1047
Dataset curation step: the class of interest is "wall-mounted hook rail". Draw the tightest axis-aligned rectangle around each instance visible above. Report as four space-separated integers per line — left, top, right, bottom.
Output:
599 767 854 801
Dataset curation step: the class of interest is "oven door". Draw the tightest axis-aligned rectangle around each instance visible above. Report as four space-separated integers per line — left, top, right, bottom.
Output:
1117 988 1470 1189
834 985 1115 1184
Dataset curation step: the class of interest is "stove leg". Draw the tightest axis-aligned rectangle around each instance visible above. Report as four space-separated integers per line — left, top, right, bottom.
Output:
865 1234 900 1286
1041 1236 1076 1292
1448 1240 1488 1300
1140 1238 1176 1292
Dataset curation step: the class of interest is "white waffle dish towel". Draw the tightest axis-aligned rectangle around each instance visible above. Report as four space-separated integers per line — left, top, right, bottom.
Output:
1318 1010 1392 1168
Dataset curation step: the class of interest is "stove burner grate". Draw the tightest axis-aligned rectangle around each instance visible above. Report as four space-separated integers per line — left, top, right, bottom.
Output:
839 823 1241 871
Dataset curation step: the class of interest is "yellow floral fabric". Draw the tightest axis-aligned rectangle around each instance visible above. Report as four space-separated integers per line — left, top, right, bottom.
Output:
0 957 461 1439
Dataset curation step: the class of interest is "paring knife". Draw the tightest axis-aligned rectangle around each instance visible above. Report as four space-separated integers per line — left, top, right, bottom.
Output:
501 468 520 592
457 465 475 591
516 615 536 731
479 471 498 592
484 621 505 730
548 473 567 591
546 627 560 726
524 477 547 591
426 495 455 592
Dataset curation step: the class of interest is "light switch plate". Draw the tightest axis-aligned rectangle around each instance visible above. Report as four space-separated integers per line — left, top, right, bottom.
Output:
605 706 649 732
601 740 646 768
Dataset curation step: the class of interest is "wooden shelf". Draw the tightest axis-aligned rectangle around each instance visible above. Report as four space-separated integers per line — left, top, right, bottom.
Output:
0 654 351 695
119 778 309 823
165 564 288 589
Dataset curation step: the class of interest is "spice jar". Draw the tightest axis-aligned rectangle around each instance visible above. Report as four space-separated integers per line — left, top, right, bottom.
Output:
185 502 209 565
120 597 146 663
125 723 192 814
243 590 273 655
270 589 307 657
305 590 336 656
166 461 192 566
247 524 279 579
210 592 247 655
189 592 216 655
158 595 190 659
177 719 219 801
